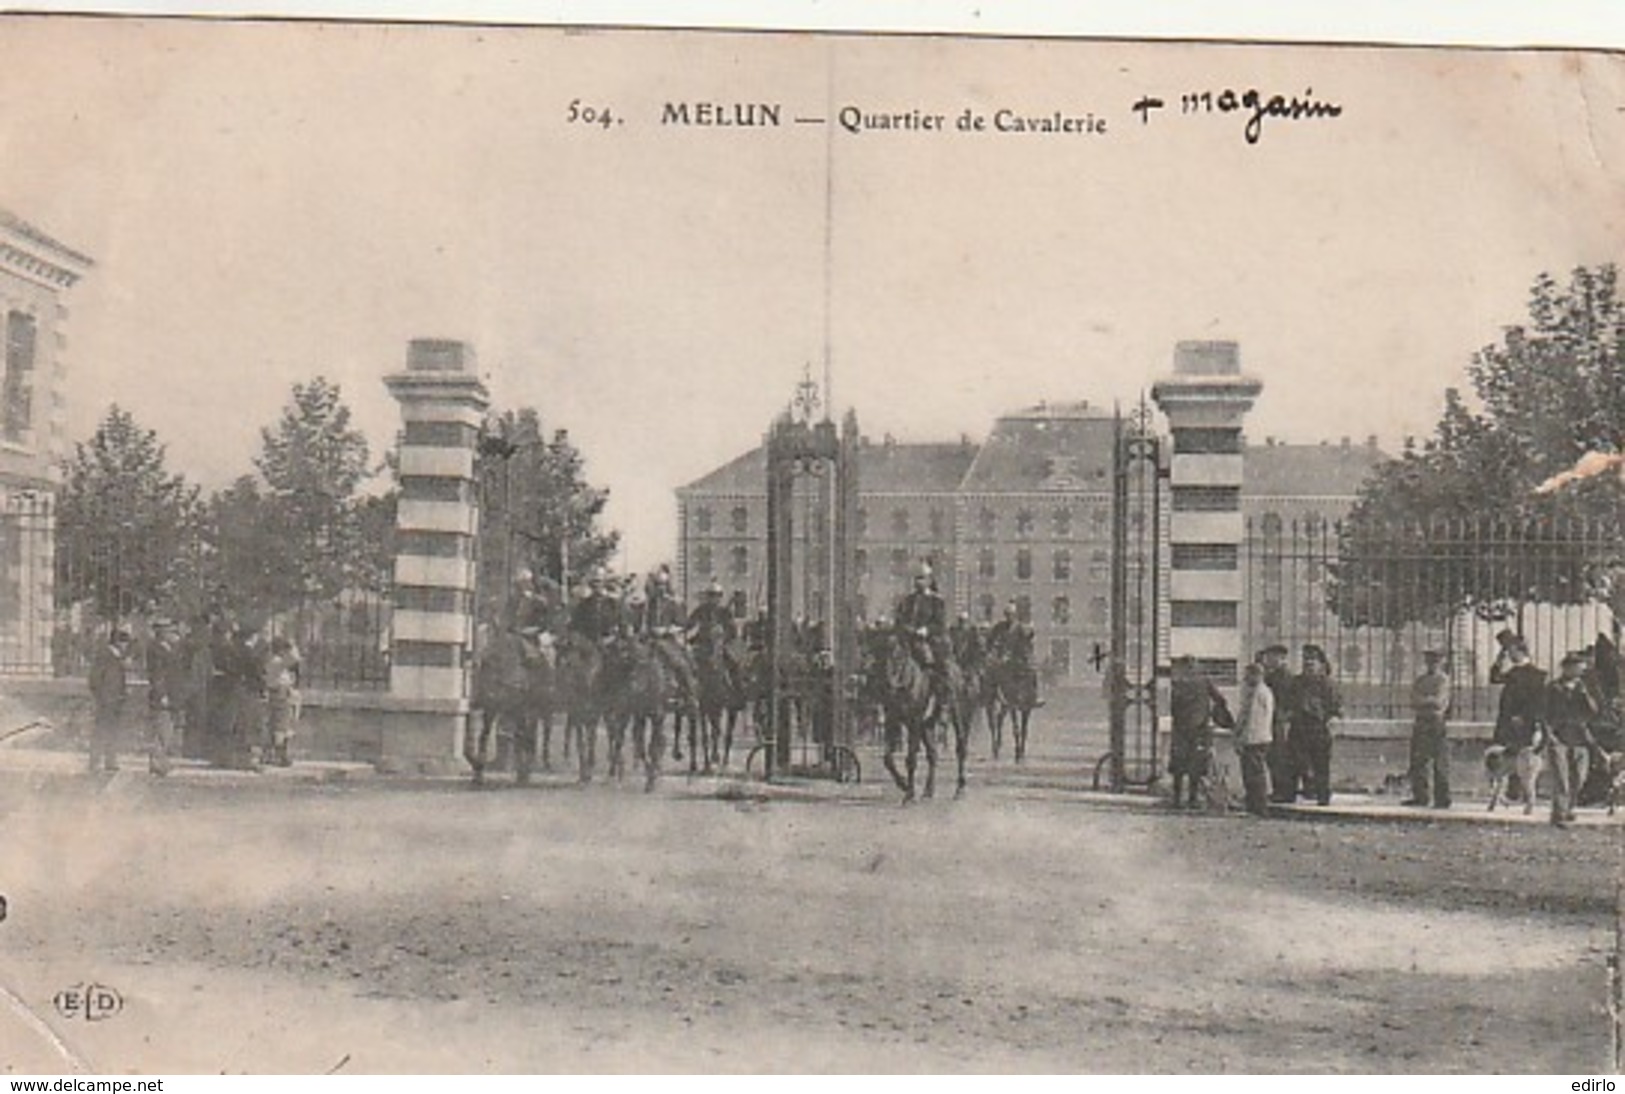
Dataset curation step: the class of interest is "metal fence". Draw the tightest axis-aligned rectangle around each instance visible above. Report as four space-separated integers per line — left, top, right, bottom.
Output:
0 496 391 690
1243 514 1621 721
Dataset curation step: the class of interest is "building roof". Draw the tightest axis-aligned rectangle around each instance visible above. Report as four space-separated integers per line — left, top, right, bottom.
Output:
0 207 93 267
959 402 1115 493
678 438 979 496
1244 440 1387 498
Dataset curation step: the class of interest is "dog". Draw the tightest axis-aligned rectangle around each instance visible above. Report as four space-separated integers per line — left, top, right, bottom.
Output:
1485 730 1545 815
1604 750 1625 816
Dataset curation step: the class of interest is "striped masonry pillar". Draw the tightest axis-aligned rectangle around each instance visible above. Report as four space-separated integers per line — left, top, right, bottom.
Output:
384 340 488 715
1151 341 1262 688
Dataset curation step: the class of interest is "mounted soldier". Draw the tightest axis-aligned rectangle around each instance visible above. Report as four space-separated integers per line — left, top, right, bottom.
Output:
637 567 698 708
948 611 986 673
570 567 624 644
896 563 952 702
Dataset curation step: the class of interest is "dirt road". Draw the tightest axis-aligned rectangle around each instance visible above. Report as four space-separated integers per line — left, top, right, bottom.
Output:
0 769 1617 1073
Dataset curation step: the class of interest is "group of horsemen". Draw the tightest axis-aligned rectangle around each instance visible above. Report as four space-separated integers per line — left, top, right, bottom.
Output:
494 561 1039 728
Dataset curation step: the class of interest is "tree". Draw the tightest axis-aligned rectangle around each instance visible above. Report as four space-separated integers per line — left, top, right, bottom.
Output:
252 377 377 606
56 406 201 620
476 407 619 621
1332 265 1625 628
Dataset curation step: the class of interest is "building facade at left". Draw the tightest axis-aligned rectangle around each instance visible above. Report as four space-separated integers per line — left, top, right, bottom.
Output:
0 209 91 675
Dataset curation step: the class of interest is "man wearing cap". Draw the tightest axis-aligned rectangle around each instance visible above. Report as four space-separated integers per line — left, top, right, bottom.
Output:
1292 644 1342 806
1259 645 1297 803
1545 652 1601 826
88 628 133 774
1169 655 1224 809
1404 649 1453 808
1492 636 1546 804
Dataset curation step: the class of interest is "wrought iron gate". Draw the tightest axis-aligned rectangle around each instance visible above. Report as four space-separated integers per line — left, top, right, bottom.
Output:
763 406 860 775
1104 402 1165 790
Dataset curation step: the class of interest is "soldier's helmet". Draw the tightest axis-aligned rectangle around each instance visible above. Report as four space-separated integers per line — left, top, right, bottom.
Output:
705 579 724 598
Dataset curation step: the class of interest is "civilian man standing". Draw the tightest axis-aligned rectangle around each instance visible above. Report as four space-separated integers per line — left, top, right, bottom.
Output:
1404 649 1452 808
88 629 132 774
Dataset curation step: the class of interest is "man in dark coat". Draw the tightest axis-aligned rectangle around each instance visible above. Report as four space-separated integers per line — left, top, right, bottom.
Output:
1292 644 1342 806
570 569 623 642
1545 652 1600 827
896 566 949 668
1168 655 1224 809
1492 636 1547 803
88 629 132 774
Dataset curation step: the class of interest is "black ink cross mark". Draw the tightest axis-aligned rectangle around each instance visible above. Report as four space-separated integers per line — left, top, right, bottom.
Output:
1131 96 1165 124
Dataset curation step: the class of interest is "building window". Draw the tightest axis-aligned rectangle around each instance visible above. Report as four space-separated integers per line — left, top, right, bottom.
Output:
855 548 869 577
856 507 869 536
890 548 909 578
1259 511 1283 537
694 506 713 534
1089 596 1108 625
1089 549 1109 581
694 545 714 576
977 593 996 622
1015 548 1032 581
1053 549 1072 582
3 311 35 444
928 508 946 539
1049 639 1072 677
1053 508 1073 538
729 591 747 618
855 594 869 623
979 507 997 536
1052 596 1070 626
1016 508 1034 537
1090 506 1110 537
730 545 749 576
978 548 996 579
891 508 910 537
1014 595 1032 624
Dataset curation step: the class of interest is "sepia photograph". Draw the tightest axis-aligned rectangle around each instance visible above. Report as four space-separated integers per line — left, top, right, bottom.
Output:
0 10 1622 1075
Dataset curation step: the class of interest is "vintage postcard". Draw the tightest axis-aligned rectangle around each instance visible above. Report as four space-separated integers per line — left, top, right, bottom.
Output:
0 13 1622 1076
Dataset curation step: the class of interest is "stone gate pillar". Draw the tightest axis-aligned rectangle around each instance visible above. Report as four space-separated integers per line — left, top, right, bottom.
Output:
380 338 488 770
1151 341 1262 688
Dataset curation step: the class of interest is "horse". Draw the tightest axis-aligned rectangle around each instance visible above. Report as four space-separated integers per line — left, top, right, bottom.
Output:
603 635 672 791
945 656 985 798
691 623 746 772
466 629 555 787
554 633 603 784
991 649 1039 764
875 630 939 803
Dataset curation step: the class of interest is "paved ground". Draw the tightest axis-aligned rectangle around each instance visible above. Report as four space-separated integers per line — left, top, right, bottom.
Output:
0 732 1619 1075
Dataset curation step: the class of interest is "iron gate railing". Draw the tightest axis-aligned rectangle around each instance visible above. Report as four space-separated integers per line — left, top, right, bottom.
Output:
0 497 391 690
1243 515 1623 721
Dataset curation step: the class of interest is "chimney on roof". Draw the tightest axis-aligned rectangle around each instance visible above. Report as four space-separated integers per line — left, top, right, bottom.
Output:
960 432 971 447
1265 435 1275 446
1340 436 1350 447
1366 434 1378 450
883 432 896 449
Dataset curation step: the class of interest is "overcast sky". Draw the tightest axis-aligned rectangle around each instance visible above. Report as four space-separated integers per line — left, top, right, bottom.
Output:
1 20 1622 571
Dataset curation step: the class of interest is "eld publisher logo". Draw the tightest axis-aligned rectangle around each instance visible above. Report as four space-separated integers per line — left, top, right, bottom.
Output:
52 983 123 1022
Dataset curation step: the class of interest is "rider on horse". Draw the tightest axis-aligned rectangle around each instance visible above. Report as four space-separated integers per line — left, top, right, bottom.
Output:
949 611 987 674
635 566 698 706
989 601 1041 701
896 564 953 705
570 568 624 644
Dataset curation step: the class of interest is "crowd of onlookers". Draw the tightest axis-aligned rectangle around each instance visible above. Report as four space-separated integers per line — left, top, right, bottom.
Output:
1170 630 1625 824
85 609 301 775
